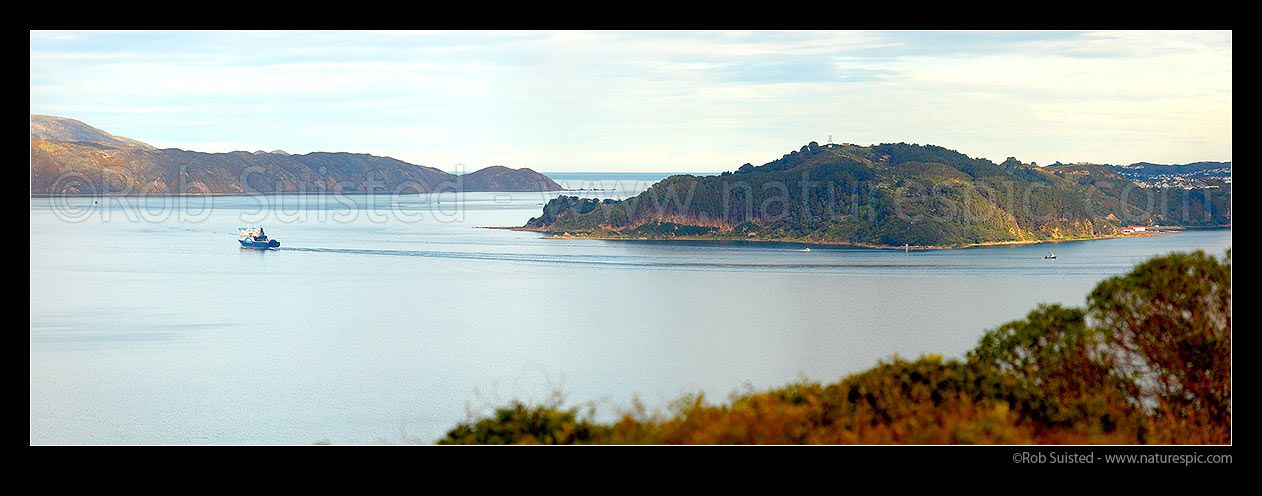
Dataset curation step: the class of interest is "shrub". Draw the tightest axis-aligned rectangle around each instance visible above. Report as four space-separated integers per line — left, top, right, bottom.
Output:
436 251 1230 444
1088 250 1231 442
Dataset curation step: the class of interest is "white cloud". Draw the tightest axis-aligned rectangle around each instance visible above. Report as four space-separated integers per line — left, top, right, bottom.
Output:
30 30 1232 171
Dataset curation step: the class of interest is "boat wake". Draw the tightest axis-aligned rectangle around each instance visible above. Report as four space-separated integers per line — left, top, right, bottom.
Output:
279 246 990 271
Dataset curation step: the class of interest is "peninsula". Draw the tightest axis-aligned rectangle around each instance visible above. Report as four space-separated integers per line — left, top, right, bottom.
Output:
520 141 1230 249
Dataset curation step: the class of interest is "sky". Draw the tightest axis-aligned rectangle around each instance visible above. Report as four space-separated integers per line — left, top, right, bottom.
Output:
29 30 1232 173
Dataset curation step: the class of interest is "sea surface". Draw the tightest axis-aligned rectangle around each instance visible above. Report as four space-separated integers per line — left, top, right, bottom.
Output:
29 173 1232 445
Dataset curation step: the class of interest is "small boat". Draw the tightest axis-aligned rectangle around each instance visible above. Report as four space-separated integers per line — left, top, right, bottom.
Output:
1044 252 1056 260
801 247 811 252
239 226 280 249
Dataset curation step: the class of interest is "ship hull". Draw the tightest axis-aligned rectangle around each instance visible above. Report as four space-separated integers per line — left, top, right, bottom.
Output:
240 239 281 249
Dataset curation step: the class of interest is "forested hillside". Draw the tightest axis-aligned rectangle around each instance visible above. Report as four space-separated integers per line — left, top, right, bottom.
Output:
523 142 1230 248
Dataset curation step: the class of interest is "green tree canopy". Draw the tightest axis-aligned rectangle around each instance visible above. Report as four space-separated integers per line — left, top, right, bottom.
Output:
1088 249 1231 436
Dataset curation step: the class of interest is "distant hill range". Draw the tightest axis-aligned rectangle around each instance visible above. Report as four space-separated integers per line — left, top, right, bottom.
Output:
30 114 156 150
1045 160 1231 190
29 114 561 195
1044 160 1232 179
1101 161 1231 182
523 141 1230 248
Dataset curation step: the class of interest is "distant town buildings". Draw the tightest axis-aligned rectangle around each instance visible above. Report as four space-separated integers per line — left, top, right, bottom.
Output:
1111 163 1231 190
1130 176 1224 189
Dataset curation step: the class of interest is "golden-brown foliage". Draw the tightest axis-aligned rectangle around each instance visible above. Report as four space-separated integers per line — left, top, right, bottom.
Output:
438 251 1230 445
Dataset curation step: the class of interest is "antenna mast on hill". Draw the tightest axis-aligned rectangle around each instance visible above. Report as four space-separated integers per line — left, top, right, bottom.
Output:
828 135 833 145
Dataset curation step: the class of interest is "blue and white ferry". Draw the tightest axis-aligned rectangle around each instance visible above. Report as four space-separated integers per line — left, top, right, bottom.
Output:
239 226 280 249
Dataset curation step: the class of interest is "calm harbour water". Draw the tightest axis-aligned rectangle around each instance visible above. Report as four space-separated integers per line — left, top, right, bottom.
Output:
30 174 1232 444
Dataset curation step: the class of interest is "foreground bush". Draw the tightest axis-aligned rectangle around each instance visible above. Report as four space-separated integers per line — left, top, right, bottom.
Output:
439 250 1230 444
438 402 611 445
1089 250 1232 442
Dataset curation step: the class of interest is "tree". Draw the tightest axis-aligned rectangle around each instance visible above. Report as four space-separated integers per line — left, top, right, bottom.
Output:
439 402 611 445
1087 250 1231 438
968 304 1139 432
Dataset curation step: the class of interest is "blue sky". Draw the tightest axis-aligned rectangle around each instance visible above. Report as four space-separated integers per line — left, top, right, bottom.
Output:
30 30 1232 172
